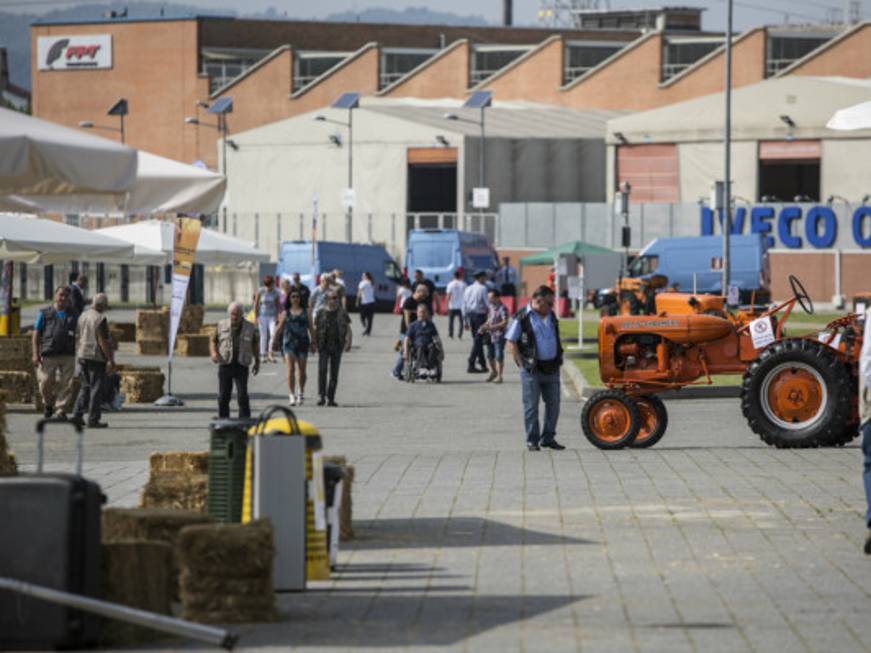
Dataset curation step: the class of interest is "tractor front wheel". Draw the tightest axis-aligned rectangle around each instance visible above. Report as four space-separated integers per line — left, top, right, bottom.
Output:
581 389 641 450
741 338 853 448
630 395 669 449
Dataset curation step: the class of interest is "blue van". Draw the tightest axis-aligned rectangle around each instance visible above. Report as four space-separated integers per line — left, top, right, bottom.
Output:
405 229 498 289
275 241 402 310
629 234 770 299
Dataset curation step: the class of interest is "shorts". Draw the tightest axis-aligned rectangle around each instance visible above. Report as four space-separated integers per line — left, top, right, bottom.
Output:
283 342 309 360
487 336 506 362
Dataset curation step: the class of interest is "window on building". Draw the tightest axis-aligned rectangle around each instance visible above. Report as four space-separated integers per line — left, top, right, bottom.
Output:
765 33 833 77
564 41 624 83
380 49 437 89
470 46 532 86
292 52 350 92
757 140 822 202
661 37 722 82
201 48 270 94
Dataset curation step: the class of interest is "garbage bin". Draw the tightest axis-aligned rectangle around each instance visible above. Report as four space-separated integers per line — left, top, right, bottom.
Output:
206 418 257 523
241 406 330 583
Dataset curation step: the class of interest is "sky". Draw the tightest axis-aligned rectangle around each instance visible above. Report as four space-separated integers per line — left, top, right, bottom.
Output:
0 0 865 31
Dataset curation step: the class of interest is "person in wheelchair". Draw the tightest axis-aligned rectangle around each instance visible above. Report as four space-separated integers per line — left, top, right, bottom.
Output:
403 303 443 380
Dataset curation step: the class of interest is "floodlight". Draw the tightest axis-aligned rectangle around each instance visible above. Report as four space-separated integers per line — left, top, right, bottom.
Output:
78 120 94 128
463 90 493 109
208 97 233 114
331 92 360 110
436 135 449 146
227 139 239 151
779 115 795 128
314 115 327 121
107 98 128 116
329 134 342 146
613 131 628 144
444 113 459 121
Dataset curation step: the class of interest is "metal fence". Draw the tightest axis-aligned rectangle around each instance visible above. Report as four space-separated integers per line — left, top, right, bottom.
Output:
497 202 702 250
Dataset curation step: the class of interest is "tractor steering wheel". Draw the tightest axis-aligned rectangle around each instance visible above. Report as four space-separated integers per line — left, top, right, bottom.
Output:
789 275 814 315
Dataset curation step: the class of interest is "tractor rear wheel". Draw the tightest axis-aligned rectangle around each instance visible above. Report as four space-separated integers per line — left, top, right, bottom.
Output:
630 395 668 449
581 389 641 450
741 338 852 448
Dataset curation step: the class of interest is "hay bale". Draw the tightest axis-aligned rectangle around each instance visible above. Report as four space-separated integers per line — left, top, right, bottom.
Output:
0 336 32 371
136 309 169 340
324 456 354 541
0 371 35 404
109 322 137 343
136 338 168 356
140 474 208 513
102 508 215 602
100 540 172 645
177 520 277 624
0 433 16 476
179 305 204 334
175 334 211 357
120 369 165 403
150 451 209 475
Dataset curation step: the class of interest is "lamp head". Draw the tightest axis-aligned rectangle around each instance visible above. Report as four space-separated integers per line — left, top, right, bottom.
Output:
444 113 459 121
78 120 94 128
314 114 327 122
779 115 796 128
184 116 199 124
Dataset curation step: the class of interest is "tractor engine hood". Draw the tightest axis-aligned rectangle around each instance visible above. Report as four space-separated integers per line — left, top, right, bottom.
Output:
604 314 734 346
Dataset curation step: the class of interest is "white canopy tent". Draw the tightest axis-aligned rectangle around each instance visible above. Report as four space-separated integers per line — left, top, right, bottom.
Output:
96 221 269 265
0 150 226 215
0 107 137 199
826 100 871 131
0 214 154 265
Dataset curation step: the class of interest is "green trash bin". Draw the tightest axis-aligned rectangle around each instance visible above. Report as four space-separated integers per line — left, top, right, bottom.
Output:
207 418 257 522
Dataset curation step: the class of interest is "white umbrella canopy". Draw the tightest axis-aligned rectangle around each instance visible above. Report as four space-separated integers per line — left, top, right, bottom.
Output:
0 107 137 198
0 150 226 215
0 214 143 264
826 100 871 130
96 220 269 265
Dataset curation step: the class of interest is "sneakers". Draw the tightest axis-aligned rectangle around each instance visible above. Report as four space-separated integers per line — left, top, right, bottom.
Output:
391 371 403 381
317 397 326 406
296 393 304 406
288 393 297 406
541 440 566 451
486 371 497 382
527 443 540 452
87 421 109 429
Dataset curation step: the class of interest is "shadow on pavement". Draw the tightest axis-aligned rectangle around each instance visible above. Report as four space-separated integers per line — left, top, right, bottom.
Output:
236 593 591 648
348 517 597 549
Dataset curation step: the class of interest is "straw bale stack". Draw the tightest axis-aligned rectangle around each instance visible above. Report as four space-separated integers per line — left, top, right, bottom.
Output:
0 336 32 371
200 323 217 338
0 394 16 476
179 304 205 334
0 371 35 404
175 334 211 357
177 520 277 624
324 455 354 541
100 540 172 645
102 508 214 601
136 338 167 356
120 368 165 403
109 322 137 343
136 308 169 340
140 451 209 512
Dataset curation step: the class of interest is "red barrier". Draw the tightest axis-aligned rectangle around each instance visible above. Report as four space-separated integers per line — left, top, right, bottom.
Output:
558 297 571 318
435 292 448 316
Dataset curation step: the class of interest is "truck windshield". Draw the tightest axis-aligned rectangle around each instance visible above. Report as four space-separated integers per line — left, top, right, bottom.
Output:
628 255 659 276
411 240 453 268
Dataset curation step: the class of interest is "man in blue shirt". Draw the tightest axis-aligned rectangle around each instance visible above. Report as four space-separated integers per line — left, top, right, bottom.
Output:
506 285 565 451
860 307 871 554
463 270 490 374
32 285 78 420
404 304 441 377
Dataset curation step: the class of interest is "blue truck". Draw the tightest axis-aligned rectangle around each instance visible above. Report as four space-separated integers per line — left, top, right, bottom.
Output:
405 229 498 289
275 241 402 310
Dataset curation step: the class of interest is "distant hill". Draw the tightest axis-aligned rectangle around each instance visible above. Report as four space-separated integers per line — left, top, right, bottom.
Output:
0 3 489 92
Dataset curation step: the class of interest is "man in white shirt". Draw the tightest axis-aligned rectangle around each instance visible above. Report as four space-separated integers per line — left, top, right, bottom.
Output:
860 307 871 554
463 270 489 373
445 270 467 339
493 257 518 297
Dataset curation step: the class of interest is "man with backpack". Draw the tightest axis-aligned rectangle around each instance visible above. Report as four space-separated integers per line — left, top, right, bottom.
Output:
505 285 565 452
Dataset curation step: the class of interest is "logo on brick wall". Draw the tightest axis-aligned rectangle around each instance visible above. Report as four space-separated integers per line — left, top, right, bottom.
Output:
38 35 112 71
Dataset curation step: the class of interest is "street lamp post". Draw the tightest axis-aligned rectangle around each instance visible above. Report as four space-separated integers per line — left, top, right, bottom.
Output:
445 91 493 225
723 0 734 296
315 92 360 243
78 97 128 143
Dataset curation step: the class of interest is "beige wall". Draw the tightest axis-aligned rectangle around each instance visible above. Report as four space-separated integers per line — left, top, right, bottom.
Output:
820 139 871 201
677 141 758 203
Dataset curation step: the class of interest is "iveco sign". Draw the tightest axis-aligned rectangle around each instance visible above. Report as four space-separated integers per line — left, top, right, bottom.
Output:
37 35 112 71
701 205 871 249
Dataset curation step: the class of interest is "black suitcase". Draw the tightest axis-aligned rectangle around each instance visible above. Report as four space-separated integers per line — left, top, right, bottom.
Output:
0 419 104 650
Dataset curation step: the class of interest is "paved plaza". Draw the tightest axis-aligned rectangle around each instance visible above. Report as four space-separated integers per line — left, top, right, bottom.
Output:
5 309 871 652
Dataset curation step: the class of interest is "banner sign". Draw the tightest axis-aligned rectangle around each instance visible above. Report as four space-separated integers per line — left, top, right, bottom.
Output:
701 205 871 249
37 35 112 71
750 316 775 350
167 218 202 359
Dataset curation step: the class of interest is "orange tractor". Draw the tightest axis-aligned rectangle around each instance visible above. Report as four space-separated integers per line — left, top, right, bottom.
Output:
582 276 863 450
